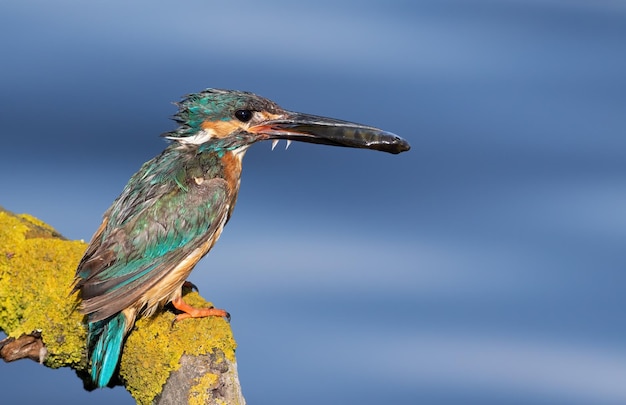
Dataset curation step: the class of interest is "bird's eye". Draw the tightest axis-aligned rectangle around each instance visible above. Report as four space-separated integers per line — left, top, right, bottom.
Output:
235 109 253 122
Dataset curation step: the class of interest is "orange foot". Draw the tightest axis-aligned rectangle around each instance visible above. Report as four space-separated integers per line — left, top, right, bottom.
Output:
171 296 230 323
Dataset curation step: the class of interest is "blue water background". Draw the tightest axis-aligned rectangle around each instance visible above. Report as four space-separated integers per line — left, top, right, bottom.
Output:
1 0 625 403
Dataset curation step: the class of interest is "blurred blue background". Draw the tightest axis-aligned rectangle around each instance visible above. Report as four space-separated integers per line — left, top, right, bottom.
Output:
1 0 625 404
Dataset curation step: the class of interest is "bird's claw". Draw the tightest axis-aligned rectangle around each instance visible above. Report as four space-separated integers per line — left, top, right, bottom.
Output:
182 280 199 292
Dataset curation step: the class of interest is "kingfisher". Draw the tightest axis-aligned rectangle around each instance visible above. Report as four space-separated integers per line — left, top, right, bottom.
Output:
73 88 410 388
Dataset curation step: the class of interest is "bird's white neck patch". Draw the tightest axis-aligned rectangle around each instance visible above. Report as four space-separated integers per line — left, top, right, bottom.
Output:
165 129 217 145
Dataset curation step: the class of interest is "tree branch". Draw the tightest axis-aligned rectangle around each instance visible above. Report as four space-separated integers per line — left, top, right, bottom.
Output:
0 206 245 404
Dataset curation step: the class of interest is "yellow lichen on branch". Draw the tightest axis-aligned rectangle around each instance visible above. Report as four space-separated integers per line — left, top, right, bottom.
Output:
0 207 243 405
0 207 87 369
122 291 236 404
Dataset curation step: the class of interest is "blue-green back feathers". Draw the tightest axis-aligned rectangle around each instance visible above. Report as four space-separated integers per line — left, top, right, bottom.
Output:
75 145 231 322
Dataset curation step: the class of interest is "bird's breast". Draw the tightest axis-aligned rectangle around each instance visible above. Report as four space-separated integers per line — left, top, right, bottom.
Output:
217 150 244 197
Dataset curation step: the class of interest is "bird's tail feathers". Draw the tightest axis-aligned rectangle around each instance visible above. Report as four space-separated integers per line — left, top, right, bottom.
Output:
88 312 128 388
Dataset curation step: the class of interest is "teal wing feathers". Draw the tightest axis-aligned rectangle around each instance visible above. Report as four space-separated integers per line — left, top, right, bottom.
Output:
75 159 231 322
88 312 126 387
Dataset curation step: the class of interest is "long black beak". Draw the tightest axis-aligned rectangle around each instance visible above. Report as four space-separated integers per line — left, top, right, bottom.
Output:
249 112 410 154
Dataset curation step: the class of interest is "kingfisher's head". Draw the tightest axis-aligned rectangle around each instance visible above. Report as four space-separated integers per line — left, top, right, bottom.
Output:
162 88 410 154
